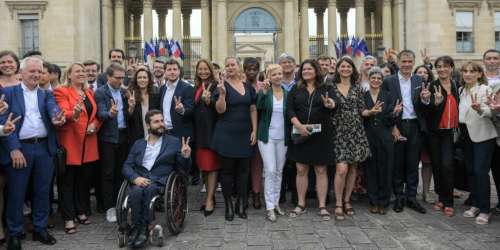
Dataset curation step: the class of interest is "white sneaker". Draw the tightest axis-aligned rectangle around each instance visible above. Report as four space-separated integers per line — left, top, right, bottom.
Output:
200 184 207 193
150 224 164 246
216 183 222 192
266 209 277 222
463 207 480 218
106 207 117 222
275 205 286 216
475 213 491 225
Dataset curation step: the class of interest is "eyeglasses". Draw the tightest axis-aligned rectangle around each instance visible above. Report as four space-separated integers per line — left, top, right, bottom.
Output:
113 76 125 80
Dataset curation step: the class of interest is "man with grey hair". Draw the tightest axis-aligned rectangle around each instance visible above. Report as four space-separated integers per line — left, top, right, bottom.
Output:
360 55 378 91
0 56 66 250
278 53 297 92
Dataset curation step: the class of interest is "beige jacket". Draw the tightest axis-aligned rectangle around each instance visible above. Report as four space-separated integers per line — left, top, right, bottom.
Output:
459 84 498 143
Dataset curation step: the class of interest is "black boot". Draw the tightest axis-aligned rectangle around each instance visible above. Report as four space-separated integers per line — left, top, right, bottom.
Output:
236 197 247 219
252 192 262 209
223 195 234 221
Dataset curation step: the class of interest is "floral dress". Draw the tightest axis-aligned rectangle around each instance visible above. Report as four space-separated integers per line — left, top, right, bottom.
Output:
331 84 371 164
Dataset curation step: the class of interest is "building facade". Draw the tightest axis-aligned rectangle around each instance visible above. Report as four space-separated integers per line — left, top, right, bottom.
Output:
1 0 499 74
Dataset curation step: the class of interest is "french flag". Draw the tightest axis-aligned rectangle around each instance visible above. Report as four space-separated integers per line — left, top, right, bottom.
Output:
143 41 155 62
159 39 167 57
171 40 185 59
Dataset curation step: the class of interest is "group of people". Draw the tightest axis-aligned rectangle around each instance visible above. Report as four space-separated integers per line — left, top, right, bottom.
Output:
0 45 499 250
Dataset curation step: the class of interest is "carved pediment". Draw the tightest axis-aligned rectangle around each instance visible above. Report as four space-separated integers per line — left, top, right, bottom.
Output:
447 0 484 15
5 0 48 19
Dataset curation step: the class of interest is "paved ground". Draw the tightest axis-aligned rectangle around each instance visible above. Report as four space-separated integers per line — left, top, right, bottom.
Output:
20 181 500 250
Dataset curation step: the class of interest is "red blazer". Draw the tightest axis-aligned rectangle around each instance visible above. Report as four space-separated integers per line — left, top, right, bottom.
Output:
54 86 101 165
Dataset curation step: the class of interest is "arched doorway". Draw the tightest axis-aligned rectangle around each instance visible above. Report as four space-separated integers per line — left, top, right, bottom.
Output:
231 7 280 70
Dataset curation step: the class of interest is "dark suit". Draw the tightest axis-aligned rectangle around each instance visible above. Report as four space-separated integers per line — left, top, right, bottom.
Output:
127 92 161 145
122 135 191 226
382 73 425 200
94 84 130 210
0 84 60 236
363 90 397 207
159 80 194 138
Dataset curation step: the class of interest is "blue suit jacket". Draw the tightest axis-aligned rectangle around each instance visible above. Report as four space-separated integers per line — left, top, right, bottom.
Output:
0 85 60 164
159 80 194 138
122 135 191 185
94 84 129 144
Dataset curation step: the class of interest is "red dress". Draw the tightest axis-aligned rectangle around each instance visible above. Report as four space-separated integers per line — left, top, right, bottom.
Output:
194 84 219 171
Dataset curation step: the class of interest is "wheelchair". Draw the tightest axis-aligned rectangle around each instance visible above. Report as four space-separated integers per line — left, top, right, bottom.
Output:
116 172 188 248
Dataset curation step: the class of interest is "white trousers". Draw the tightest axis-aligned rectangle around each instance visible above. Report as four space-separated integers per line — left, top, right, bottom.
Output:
258 139 287 210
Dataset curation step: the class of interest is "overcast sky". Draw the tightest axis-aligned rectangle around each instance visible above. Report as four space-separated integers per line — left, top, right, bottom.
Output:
145 8 356 39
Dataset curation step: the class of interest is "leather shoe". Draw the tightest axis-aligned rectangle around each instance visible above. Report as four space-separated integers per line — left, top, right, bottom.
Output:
407 199 427 214
127 227 139 247
252 192 262 209
235 199 247 219
32 230 57 245
7 236 21 250
393 199 404 213
132 226 148 249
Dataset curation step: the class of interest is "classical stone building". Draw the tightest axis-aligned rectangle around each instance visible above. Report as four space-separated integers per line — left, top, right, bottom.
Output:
1 0 499 75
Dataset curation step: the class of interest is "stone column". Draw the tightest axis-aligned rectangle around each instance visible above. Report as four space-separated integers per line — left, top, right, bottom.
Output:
143 0 153 41
114 0 125 50
182 8 191 38
315 8 325 56
327 0 337 57
339 8 348 37
283 0 297 57
201 0 211 60
216 0 228 63
182 8 192 77
131 8 142 39
129 14 134 39
355 0 365 37
299 0 309 61
157 9 167 38
382 0 393 49
172 0 182 42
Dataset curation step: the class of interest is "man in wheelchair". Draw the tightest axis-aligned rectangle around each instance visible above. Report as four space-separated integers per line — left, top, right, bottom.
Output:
122 110 191 248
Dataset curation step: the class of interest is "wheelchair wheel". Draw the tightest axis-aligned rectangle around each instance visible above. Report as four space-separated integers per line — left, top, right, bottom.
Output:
118 231 127 248
164 173 188 235
116 180 130 247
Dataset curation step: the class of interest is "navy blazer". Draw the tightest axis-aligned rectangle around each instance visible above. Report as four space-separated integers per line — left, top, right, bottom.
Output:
159 80 194 138
122 134 191 185
0 85 60 164
94 84 129 144
382 74 427 132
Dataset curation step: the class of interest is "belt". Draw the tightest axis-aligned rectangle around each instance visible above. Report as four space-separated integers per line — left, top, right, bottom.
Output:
20 137 47 144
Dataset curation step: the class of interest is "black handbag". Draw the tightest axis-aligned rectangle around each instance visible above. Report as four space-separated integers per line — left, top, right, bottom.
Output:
291 91 315 145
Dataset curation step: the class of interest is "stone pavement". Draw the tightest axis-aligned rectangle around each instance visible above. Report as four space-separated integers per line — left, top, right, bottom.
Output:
21 184 500 250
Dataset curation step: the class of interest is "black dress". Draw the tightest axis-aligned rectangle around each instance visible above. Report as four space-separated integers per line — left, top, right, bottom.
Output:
211 81 256 158
286 84 336 165
127 91 161 145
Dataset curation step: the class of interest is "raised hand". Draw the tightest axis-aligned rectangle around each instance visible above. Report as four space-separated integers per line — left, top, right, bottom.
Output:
420 48 431 65
393 99 403 115
420 82 431 101
181 136 191 158
52 110 66 126
217 77 226 97
471 93 482 113
109 99 118 118
370 101 384 115
0 94 8 115
203 83 212 105
321 93 336 109
2 113 21 135
433 85 444 105
128 90 136 108
261 79 271 94
488 92 500 112
174 96 184 114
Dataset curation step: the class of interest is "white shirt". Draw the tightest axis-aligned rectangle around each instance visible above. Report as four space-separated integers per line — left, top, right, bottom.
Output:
269 96 285 140
487 73 500 90
142 136 163 171
162 79 178 129
19 83 48 139
398 72 417 119
88 81 98 92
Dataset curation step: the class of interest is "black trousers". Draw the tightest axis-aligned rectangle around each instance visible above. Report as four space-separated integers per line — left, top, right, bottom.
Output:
218 155 250 202
58 164 92 221
393 119 422 199
89 161 103 213
99 136 129 210
365 129 394 207
427 129 455 207
491 144 500 206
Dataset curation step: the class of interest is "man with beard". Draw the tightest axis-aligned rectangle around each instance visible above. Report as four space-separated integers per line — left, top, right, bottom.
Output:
153 60 166 87
84 60 100 92
122 110 191 248
317 55 335 85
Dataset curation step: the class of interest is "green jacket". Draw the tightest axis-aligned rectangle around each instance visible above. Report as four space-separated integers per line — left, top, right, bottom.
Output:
256 86 290 145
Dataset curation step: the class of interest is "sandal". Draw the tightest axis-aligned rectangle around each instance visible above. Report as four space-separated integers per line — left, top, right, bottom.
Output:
433 202 444 211
443 207 455 217
289 205 306 218
318 207 330 221
344 202 355 216
75 216 91 225
334 206 345 221
65 226 77 234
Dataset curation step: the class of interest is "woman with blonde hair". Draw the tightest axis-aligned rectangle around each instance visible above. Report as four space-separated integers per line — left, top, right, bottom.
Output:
459 61 497 225
53 63 101 234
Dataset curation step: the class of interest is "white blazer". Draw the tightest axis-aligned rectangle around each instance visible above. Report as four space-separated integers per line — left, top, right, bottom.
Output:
459 84 498 143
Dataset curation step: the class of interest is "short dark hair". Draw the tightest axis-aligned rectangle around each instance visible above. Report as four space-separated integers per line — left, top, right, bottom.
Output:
243 57 260 70
297 59 324 89
22 50 42 59
164 59 181 70
397 50 415 60
106 63 125 77
145 109 163 125
316 54 332 63
154 59 165 65
0 50 20 74
42 61 51 70
380 62 396 75
333 57 360 85
108 49 125 59
434 55 455 69
483 49 500 59
48 63 62 82
413 65 435 83
212 62 221 70
83 60 101 71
